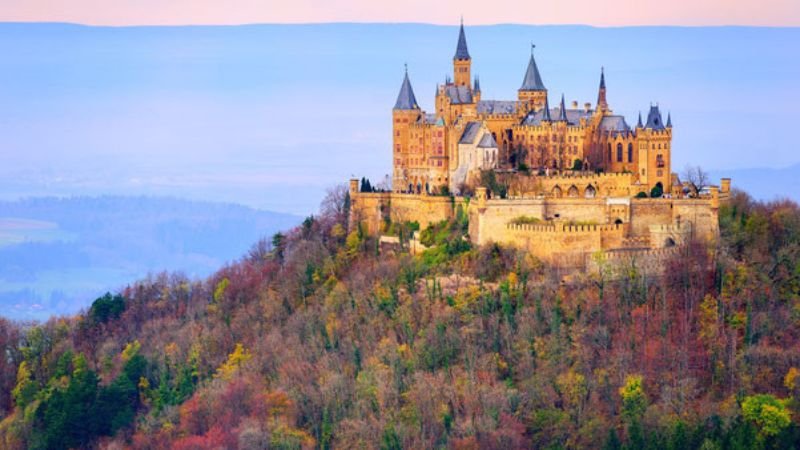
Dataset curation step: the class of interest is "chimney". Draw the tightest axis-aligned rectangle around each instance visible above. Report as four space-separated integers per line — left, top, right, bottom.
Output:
584 102 591 112
571 101 578 109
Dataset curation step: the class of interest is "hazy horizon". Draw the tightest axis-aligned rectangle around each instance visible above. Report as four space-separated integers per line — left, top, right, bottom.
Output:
1 22 799 216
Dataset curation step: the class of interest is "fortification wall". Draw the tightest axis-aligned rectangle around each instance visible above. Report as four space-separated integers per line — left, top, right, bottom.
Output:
630 198 719 242
500 223 626 263
349 185 465 235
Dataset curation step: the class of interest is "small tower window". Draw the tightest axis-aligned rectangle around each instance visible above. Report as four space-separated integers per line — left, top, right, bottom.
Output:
616 143 623 162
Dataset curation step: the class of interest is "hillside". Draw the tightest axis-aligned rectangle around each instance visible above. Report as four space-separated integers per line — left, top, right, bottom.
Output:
0 196 298 320
0 187 799 449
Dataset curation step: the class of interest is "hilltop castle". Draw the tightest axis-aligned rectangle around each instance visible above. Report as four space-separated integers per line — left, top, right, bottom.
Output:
351 23 730 270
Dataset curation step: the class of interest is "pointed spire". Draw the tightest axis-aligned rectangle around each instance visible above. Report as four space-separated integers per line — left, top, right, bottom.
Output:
599 66 606 89
393 67 419 110
637 112 643 128
474 76 481 92
454 19 470 60
520 44 546 91
666 112 672 128
558 94 568 121
597 67 608 111
542 96 552 122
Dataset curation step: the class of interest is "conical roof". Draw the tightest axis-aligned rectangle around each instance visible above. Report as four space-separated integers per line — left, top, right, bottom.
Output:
520 46 546 91
645 105 665 130
393 68 419 110
541 96 552 121
558 94 568 121
454 22 470 60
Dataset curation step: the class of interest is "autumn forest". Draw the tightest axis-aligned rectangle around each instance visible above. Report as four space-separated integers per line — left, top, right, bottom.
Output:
1 186 800 449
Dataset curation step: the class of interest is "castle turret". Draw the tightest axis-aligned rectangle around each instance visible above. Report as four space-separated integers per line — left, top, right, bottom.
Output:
453 20 471 87
541 95 552 122
637 112 643 129
392 67 421 191
473 76 481 102
557 94 568 122
596 67 608 113
518 44 547 110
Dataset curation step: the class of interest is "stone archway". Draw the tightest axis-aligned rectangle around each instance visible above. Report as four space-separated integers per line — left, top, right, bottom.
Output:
664 237 676 247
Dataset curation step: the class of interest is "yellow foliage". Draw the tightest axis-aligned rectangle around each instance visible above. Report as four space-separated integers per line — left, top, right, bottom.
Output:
213 277 230 303
345 231 361 256
507 272 518 286
121 340 141 362
785 367 800 393
331 223 346 239
214 343 252 381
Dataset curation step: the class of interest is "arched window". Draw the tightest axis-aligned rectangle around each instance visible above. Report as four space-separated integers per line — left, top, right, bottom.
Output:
584 185 596 198
616 143 623 162
552 186 562 198
628 143 633 163
607 143 612 162
568 185 579 197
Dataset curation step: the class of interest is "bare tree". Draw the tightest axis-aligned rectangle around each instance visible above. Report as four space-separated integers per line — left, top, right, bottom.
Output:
682 165 709 192
320 183 350 225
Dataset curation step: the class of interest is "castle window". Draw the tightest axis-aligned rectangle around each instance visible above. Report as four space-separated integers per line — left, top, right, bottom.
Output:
616 143 623 162
627 143 633 163
607 143 612 162
656 154 665 168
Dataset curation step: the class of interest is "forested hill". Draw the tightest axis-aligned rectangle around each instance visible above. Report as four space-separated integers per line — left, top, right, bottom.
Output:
1 188 800 449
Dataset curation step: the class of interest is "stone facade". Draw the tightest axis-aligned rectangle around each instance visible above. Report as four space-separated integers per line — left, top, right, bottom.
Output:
392 23 674 198
350 23 732 270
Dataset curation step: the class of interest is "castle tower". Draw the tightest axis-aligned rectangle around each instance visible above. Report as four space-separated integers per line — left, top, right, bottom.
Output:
453 21 471 87
392 66 421 191
596 67 608 113
636 105 672 194
518 44 547 110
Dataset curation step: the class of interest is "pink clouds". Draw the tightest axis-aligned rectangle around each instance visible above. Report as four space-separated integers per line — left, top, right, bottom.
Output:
1 0 798 26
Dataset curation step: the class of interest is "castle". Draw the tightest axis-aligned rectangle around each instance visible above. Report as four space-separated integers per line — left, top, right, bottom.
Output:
350 23 730 270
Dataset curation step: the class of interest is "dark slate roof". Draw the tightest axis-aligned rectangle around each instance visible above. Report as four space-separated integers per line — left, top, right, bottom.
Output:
666 113 672 128
477 100 516 114
445 85 473 104
459 121 482 144
541 96 552 121
637 112 643 128
645 105 665 130
521 103 594 126
393 71 418 110
600 115 631 133
454 23 470 59
519 50 546 91
599 68 606 89
477 132 498 148
423 114 438 124
474 77 481 92
557 94 568 121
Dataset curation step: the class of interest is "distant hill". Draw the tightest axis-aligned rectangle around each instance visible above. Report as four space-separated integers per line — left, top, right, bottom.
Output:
0 196 298 320
0 23 797 213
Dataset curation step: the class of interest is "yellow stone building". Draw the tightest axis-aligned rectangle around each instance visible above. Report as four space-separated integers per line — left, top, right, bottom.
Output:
353 23 731 271
392 22 673 197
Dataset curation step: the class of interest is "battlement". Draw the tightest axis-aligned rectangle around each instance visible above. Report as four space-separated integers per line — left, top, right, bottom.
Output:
506 223 623 234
